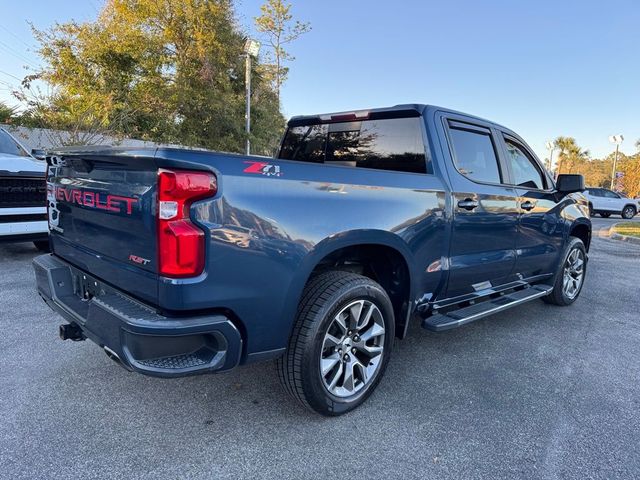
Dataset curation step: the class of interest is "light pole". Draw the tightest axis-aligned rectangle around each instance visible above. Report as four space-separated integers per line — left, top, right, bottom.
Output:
609 134 624 190
545 141 554 172
243 38 261 155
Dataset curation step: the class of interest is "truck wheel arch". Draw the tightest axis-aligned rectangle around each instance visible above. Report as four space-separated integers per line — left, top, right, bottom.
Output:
284 232 416 340
569 220 591 252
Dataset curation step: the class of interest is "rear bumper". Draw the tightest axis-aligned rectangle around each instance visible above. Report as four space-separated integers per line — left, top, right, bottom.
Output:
33 254 243 377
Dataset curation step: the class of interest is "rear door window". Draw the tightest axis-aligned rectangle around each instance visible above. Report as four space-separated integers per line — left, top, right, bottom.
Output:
279 117 427 174
447 125 502 184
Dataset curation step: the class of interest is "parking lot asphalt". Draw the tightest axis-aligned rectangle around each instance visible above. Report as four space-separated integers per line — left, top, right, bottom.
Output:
1 216 639 480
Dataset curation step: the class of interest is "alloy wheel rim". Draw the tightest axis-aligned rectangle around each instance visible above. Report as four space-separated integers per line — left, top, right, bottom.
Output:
562 248 585 299
320 299 386 398
623 207 634 218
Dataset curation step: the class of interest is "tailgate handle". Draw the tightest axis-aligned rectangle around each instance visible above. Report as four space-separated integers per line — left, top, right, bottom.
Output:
457 199 479 211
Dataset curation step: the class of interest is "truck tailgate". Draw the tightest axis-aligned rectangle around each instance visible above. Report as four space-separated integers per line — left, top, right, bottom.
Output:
48 151 159 304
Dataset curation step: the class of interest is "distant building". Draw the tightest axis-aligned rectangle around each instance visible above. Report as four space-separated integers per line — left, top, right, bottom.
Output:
0 124 173 152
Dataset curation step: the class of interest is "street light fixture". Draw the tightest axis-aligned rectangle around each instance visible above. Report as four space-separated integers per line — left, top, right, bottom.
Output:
609 134 624 190
545 141 554 171
243 38 261 155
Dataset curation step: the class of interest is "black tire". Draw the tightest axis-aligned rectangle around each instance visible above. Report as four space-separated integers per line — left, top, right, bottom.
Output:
277 271 395 416
601 212 611 218
33 240 50 252
543 237 587 306
621 205 636 219
588 203 593 217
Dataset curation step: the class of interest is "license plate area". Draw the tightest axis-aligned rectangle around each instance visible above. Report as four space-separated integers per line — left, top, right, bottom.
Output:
72 270 106 301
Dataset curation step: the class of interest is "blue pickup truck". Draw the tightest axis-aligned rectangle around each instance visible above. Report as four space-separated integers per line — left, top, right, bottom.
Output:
34 104 591 415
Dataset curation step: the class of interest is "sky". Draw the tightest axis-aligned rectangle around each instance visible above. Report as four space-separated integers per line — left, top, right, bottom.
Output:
1 0 639 161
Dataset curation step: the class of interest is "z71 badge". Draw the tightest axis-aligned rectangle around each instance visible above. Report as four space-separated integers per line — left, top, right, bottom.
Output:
243 161 282 177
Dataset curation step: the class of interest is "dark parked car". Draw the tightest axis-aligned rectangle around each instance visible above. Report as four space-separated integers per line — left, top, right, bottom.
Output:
34 104 590 415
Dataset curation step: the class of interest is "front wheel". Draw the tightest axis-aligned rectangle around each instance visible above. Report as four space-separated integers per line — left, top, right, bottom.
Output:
621 205 636 219
277 271 395 416
543 237 587 306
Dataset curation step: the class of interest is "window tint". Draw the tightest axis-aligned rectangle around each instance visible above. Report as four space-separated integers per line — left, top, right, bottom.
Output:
448 127 501 184
326 124 360 166
504 139 545 189
0 130 29 157
278 117 427 174
602 189 620 198
355 118 426 173
279 124 327 163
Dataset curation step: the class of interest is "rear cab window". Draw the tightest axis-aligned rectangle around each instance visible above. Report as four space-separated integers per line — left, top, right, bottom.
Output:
278 114 428 174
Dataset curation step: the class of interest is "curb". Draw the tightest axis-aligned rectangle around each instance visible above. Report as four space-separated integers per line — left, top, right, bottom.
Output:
607 223 640 246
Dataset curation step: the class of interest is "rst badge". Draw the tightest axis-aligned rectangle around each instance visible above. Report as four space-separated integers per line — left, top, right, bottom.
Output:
128 254 151 266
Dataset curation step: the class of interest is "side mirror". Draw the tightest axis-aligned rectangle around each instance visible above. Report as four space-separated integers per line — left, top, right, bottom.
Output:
556 174 585 194
31 148 46 160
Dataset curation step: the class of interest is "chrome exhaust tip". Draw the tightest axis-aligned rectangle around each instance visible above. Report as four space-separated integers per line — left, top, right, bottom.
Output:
103 346 122 364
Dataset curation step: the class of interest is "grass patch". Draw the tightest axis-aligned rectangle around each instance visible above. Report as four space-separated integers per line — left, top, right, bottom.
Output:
613 222 640 238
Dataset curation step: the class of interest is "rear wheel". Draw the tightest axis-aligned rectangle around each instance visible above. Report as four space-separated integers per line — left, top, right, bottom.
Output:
621 205 636 219
543 237 586 306
277 271 394 416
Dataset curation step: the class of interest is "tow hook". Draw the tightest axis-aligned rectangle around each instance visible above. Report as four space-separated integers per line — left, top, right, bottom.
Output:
59 323 85 341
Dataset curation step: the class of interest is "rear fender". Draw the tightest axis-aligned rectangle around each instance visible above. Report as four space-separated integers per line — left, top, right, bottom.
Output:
280 230 417 342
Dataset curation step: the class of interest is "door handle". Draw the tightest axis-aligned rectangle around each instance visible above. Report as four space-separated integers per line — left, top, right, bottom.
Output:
520 201 536 211
457 199 479 211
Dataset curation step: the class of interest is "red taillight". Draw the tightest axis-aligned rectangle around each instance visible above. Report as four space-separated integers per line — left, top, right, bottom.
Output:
157 169 216 277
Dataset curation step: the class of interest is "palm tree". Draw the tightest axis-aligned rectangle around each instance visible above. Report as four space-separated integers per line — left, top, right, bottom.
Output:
553 136 589 174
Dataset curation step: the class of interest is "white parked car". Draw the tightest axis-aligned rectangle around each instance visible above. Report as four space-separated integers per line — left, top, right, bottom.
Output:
584 187 639 219
0 127 49 250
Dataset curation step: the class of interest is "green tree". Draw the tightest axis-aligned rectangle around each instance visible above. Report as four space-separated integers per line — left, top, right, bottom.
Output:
21 0 284 153
553 136 590 174
620 155 640 197
255 0 310 105
0 102 17 123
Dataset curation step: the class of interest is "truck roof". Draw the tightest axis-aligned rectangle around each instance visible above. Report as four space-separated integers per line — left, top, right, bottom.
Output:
287 104 511 133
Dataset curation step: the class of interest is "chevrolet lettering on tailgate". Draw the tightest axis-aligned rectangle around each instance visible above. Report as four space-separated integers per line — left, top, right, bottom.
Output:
50 186 138 215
